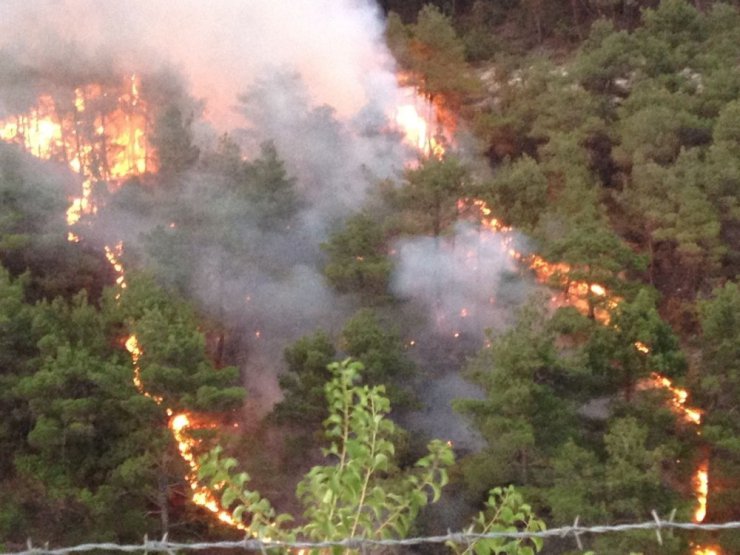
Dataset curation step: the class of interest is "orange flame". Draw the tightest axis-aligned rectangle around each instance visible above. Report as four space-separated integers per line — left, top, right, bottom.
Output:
394 80 451 160
170 412 248 531
0 75 156 237
461 197 711 526
460 198 619 324
633 343 703 426
395 104 445 159
694 460 709 523
8 73 250 535
694 546 721 555
105 243 246 531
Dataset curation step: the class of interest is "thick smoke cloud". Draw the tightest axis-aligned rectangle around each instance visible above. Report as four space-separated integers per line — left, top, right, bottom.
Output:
236 70 406 234
0 0 534 439
0 0 414 411
0 0 400 129
391 225 533 448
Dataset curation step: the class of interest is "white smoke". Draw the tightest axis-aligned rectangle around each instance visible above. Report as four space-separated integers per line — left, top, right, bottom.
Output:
392 224 529 337
0 0 401 129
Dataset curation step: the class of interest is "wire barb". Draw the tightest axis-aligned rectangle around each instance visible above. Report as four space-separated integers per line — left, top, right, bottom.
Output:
572 516 583 550
3 519 739 555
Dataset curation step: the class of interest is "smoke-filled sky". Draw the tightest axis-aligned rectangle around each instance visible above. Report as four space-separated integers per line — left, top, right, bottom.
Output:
0 0 399 129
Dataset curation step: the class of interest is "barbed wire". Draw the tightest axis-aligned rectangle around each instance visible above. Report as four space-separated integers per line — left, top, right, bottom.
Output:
5 517 739 555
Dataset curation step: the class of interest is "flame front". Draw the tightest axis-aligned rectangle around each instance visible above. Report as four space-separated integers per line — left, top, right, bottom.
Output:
461 198 619 324
460 197 711 528
108 243 247 531
170 412 248 531
640 371 702 426
4 72 254 536
395 103 445 159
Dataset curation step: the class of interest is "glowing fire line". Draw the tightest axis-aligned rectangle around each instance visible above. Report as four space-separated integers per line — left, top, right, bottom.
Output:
460 197 710 532
105 241 247 531
4 73 245 532
5 72 262 538
395 96 710 530
394 89 712 532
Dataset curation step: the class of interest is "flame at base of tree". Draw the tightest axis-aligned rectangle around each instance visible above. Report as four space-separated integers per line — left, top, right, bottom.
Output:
170 413 248 531
638 372 703 426
460 198 619 325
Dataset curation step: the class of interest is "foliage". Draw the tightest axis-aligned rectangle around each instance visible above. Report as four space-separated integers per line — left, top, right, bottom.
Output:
322 213 392 302
296 360 450 541
150 104 200 176
202 359 455 543
484 155 547 232
273 330 337 425
455 299 578 491
586 288 686 397
0 145 107 301
340 308 415 405
389 5 478 106
697 282 740 525
242 141 302 231
447 486 546 555
399 155 469 237
201 359 544 554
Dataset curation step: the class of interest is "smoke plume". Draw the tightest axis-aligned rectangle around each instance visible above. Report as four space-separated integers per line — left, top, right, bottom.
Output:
0 0 534 429
0 0 400 129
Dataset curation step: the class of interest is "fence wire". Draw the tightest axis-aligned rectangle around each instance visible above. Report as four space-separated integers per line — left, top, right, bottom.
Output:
5 517 739 555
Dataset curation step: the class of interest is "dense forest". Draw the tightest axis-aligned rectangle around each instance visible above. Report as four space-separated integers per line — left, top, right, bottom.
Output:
0 1 738 554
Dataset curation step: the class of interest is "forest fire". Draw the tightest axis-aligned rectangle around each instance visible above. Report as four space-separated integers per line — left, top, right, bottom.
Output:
394 81 451 159
694 547 720 555
459 196 710 527
170 413 248 531
395 103 445 159
1 72 246 533
0 74 155 238
459 198 619 324
107 243 245 531
641 372 703 426
0 47 720 547
694 460 709 523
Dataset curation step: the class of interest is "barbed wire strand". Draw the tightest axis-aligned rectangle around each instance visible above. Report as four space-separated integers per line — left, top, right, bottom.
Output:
5 519 739 555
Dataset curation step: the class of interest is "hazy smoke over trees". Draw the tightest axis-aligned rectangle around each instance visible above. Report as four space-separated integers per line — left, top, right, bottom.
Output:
0 0 526 419
0 0 401 128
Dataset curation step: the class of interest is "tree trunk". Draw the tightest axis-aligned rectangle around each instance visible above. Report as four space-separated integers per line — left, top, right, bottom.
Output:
521 448 529 484
158 471 170 535
570 0 582 39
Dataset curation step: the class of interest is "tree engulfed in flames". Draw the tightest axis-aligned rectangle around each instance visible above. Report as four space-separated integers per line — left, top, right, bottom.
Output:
0 74 156 240
394 83 452 160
